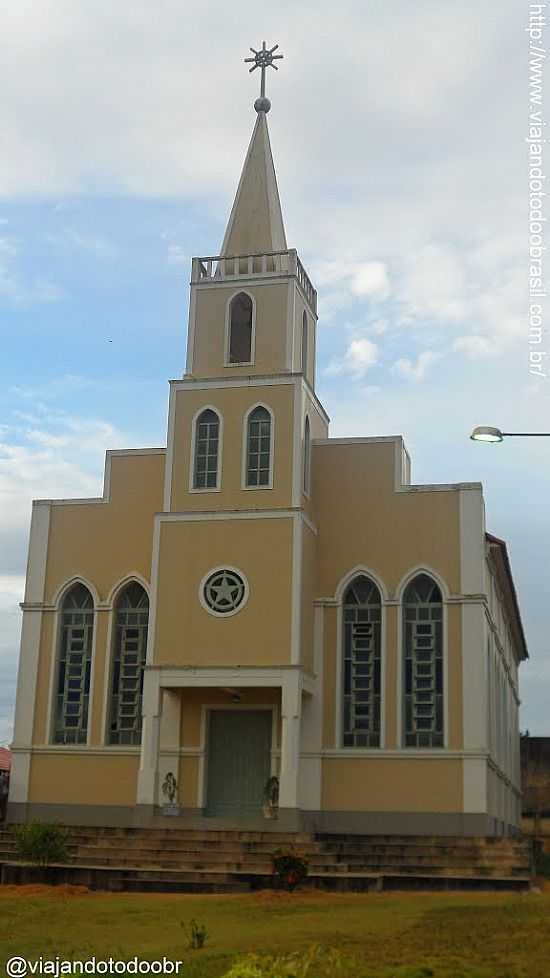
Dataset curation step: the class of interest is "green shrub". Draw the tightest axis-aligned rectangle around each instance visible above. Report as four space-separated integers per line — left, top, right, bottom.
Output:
13 821 69 866
271 848 309 891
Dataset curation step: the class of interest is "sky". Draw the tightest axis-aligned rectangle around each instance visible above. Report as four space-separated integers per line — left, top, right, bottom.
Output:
1 0 549 745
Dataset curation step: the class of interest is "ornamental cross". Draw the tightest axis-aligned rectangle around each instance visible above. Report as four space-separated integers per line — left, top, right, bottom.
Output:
244 41 284 113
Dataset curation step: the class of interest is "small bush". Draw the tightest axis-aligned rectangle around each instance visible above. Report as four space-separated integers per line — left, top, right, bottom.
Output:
272 848 309 891
13 821 69 866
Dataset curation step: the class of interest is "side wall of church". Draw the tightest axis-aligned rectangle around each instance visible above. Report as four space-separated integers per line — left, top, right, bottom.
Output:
485 556 523 828
24 451 165 808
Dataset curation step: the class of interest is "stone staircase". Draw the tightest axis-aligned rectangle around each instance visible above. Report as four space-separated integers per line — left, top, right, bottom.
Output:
0 825 534 893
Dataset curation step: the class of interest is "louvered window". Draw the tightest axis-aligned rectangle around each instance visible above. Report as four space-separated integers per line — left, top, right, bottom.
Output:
108 582 149 746
403 574 444 747
343 576 382 747
54 583 94 745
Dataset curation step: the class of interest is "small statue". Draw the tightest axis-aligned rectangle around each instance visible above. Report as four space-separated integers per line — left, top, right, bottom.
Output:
162 771 178 806
263 775 279 819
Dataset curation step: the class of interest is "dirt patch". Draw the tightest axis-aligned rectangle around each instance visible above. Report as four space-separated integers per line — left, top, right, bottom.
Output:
1 884 90 897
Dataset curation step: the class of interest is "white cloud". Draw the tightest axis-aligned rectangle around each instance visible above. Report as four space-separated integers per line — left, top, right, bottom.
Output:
453 335 494 358
326 337 379 379
350 262 391 300
393 350 442 382
398 244 467 323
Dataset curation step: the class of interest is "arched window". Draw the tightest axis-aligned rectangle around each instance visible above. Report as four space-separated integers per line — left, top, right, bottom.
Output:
403 573 444 747
108 582 149 745
228 292 253 364
53 583 94 745
193 408 220 489
303 416 311 496
301 310 308 375
342 576 382 747
245 406 272 487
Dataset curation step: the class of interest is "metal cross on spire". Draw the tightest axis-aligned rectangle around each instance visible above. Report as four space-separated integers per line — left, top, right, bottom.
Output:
244 41 284 113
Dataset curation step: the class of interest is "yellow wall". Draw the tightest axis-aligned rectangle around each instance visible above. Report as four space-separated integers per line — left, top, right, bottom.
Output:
322 757 463 812
28 754 139 806
44 452 165 603
313 441 461 597
192 282 289 378
170 384 295 512
153 517 294 667
32 452 165 747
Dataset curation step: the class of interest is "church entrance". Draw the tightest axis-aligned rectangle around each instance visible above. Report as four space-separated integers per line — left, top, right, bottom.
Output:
205 709 272 817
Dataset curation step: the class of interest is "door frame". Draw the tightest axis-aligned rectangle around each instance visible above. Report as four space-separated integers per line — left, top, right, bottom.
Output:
198 703 279 811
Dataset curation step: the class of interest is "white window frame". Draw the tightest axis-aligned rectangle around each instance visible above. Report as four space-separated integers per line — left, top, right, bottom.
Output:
224 289 256 368
189 405 223 493
241 402 275 491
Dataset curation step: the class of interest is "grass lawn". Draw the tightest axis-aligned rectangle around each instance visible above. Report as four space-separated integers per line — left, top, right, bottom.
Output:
1 884 550 978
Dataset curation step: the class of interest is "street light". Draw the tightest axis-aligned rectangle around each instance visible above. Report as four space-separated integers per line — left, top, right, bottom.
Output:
470 425 550 443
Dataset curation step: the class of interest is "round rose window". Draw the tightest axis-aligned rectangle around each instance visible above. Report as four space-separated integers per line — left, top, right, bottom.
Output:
201 568 247 616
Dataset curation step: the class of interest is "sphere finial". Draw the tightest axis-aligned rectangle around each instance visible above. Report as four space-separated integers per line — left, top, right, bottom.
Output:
254 96 271 114
244 41 283 111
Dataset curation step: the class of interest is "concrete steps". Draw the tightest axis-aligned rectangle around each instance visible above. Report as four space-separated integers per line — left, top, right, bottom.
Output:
0 825 533 893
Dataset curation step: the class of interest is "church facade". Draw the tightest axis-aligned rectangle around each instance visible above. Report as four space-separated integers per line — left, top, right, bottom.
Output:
8 96 527 837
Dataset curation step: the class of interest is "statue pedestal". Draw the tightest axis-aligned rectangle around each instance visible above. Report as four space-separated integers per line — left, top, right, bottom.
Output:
161 804 181 817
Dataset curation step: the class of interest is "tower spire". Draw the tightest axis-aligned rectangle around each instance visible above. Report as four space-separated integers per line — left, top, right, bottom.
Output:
219 43 287 257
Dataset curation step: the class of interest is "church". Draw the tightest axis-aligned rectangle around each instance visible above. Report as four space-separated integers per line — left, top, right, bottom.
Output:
8 46 527 838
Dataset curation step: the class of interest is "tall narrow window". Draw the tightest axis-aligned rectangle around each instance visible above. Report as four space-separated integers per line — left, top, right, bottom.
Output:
342 576 382 747
303 416 311 495
403 574 444 747
108 582 149 746
193 408 220 489
53 583 94 745
301 310 308 375
228 292 253 364
246 406 272 487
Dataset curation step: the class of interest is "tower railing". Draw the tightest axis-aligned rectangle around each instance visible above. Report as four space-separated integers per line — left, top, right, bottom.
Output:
191 248 317 313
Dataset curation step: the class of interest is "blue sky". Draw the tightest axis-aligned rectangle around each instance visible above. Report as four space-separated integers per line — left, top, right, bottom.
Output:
1 0 549 743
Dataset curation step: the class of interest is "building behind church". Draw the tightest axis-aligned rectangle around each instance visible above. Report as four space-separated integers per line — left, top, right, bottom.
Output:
8 77 528 837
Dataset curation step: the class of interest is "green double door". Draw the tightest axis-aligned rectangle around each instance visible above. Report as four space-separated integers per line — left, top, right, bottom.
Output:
206 710 272 817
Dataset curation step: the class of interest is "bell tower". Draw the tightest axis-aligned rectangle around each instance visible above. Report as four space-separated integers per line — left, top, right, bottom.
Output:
184 45 318 387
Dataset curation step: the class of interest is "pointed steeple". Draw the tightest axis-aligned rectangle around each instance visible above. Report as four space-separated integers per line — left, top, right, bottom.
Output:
220 111 287 257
